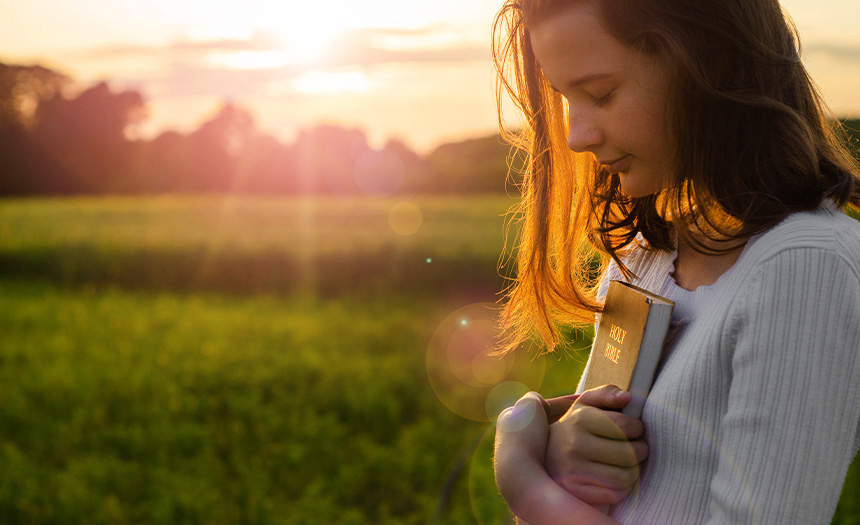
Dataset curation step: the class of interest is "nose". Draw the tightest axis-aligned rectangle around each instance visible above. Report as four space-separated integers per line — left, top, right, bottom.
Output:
567 110 604 153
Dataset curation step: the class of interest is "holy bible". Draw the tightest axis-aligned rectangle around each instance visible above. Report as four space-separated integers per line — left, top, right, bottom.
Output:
582 280 675 419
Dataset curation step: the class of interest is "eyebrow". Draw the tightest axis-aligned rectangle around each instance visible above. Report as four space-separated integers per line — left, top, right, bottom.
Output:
550 73 613 92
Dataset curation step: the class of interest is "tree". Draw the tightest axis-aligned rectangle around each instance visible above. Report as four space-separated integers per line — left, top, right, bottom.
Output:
424 135 521 194
33 81 146 192
188 102 256 191
0 63 70 194
233 134 297 193
290 125 369 194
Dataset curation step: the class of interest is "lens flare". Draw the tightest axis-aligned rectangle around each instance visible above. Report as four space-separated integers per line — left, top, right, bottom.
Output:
446 317 512 388
354 148 404 197
427 303 545 422
388 201 423 236
485 381 530 424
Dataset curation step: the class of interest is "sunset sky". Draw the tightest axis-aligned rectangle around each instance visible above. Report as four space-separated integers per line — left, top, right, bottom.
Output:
1 0 858 152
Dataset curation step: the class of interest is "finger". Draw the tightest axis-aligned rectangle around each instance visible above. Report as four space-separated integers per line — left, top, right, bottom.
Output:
600 438 648 467
497 391 549 435
575 384 633 411
575 432 643 467
553 467 639 506
629 438 649 464
557 482 627 507
566 405 644 441
545 393 579 423
555 464 638 494
602 411 645 440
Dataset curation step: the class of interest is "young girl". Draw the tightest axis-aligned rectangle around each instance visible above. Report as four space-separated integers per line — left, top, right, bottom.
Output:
490 0 860 523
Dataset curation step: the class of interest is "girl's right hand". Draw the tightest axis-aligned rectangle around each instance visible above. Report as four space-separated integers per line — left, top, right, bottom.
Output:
545 385 649 506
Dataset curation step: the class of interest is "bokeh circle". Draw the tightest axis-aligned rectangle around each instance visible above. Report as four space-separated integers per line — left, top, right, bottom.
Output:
427 302 545 422
354 148 405 197
389 201 423 236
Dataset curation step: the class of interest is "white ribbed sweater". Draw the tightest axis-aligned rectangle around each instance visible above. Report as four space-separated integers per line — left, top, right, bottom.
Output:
578 204 860 524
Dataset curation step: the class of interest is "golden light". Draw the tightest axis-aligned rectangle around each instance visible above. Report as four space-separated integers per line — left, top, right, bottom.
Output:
260 4 361 66
278 24 340 65
207 51 291 70
294 70 371 94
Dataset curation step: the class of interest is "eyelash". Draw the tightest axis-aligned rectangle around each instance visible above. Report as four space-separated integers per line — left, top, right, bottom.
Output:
592 91 614 107
554 87 615 108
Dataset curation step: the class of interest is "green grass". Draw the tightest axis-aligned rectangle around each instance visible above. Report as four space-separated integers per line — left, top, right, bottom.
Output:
0 277 588 523
0 195 521 296
0 196 857 523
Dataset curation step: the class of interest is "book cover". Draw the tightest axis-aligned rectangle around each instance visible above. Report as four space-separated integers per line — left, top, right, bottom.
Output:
583 280 675 419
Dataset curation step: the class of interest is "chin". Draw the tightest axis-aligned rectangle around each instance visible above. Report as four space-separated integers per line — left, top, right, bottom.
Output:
619 182 652 199
618 173 664 198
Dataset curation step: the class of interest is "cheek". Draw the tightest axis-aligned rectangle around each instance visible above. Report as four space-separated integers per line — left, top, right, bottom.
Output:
637 93 673 158
608 97 649 143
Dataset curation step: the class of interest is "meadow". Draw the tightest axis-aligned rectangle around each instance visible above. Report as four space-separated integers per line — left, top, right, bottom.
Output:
0 195 857 524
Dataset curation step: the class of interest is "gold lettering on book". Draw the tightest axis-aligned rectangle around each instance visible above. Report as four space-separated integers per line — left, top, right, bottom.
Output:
609 324 626 344
604 343 621 364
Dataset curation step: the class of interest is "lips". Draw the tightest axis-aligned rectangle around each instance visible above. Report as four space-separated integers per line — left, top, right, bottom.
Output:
599 155 631 174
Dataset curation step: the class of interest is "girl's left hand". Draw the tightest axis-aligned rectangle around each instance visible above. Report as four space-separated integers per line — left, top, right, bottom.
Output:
545 386 649 505
494 392 619 525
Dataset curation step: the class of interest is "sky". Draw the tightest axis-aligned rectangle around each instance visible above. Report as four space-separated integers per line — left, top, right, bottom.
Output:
1 0 858 153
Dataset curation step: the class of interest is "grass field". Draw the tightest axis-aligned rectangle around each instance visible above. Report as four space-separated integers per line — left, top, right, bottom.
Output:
0 195 520 296
0 278 527 523
0 195 857 524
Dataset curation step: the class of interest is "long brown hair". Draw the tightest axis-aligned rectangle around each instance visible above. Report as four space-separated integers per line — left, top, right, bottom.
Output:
493 0 860 353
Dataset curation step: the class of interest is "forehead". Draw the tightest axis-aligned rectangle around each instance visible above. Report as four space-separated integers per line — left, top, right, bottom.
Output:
528 3 633 87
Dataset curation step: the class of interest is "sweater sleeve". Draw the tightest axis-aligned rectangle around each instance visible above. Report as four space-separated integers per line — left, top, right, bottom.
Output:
706 247 860 524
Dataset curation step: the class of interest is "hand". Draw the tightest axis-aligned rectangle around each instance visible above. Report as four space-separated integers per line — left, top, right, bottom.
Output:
494 392 619 525
545 385 649 506
494 392 552 501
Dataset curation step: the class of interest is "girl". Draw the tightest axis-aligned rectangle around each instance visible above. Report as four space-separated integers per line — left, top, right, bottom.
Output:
490 0 860 523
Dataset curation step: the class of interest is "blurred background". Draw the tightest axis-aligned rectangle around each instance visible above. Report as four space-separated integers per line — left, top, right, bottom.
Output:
0 0 858 523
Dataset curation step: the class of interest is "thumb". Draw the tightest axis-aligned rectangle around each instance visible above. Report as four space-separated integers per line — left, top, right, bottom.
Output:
574 384 632 411
496 392 550 462
497 391 549 434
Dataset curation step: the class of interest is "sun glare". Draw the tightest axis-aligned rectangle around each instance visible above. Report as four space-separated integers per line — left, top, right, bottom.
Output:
273 16 344 65
294 70 371 94
208 51 292 70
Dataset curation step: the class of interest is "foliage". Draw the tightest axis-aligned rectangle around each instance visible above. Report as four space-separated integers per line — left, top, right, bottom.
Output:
424 134 526 195
0 61 500 196
0 279 490 523
842 119 860 159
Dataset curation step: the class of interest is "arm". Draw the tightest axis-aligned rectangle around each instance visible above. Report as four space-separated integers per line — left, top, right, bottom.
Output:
494 392 621 525
707 249 860 523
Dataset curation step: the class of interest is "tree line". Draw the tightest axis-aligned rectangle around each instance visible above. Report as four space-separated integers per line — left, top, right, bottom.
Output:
1 62 856 197
0 62 518 196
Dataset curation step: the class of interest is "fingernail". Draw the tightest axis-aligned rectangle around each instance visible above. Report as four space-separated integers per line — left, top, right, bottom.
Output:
499 396 539 432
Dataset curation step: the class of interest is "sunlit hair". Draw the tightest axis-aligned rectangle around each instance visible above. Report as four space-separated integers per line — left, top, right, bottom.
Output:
492 0 860 353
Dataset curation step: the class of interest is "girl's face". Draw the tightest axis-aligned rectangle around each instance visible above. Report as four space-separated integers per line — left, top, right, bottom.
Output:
529 2 675 198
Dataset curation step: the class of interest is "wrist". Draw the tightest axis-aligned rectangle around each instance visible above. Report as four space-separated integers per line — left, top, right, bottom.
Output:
497 458 617 525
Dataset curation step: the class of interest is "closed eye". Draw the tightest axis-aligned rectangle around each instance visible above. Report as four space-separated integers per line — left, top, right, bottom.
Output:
592 90 614 107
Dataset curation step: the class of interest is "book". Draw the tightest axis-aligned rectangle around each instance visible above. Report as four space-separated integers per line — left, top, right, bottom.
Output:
582 280 675 419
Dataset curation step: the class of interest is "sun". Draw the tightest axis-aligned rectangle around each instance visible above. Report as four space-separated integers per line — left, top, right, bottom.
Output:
279 23 340 65
294 70 371 94
208 50 291 70
256 4 356 66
